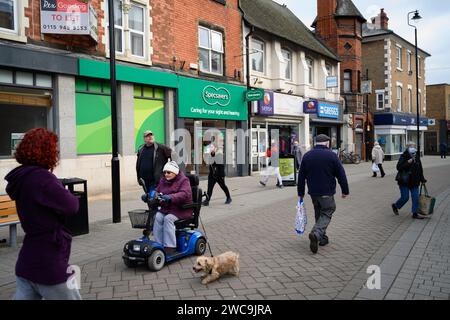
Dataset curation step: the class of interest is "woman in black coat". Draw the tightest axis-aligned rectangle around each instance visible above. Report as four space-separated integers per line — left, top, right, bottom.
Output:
391 143 427 219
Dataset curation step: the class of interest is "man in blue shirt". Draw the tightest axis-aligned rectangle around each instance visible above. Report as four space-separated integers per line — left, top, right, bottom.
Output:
297 134 349 254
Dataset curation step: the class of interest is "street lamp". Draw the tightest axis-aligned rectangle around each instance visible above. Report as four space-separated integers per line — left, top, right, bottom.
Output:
408 10 422 158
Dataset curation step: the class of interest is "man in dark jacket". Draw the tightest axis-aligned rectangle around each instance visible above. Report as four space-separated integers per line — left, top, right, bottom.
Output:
136 130 172 191
297 134 349 254
392 143 427 219
440 142 447 159
202 144 232 206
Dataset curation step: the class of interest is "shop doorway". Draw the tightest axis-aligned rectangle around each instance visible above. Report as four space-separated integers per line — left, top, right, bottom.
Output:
251 126 268 172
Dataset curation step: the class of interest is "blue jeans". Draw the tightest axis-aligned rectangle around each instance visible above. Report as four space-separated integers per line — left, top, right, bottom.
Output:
395 186 419 215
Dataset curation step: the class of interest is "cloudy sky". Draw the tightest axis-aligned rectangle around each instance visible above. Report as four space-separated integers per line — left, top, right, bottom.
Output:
273 0 450 84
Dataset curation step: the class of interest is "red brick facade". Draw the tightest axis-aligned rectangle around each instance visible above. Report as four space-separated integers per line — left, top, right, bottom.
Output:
151 0 244 82
24 0 105 55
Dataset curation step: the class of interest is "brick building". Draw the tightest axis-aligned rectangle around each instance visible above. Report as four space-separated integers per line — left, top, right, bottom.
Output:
425 84 450 155
312 0 367 159
362 9 431 160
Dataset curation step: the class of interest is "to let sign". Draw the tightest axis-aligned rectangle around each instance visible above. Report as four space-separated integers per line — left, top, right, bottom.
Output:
40 0 98 41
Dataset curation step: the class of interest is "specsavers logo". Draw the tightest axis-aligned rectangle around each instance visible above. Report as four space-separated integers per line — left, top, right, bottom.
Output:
202 86 231 107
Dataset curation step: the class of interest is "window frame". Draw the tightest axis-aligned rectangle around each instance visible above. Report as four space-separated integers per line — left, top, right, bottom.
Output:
408 88 413 113
396 45 402 70
198 26 224 75
418 56 421 77
407 51 412 73
376 90 385 110
281 48 292 80
343 70 352 93
306 57 314 85
0 0 18 34
250 38 265 74
106 0 125 55
397 85 403 112
128 2 145 58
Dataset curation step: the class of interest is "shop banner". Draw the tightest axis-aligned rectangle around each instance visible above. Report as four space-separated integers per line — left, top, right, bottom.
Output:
279 157 296 185
318 102 339 119
40 0 98 41
274 93 304 116
374 113 428 126
258 91 274 116
178 77 248 121
303 100 318 114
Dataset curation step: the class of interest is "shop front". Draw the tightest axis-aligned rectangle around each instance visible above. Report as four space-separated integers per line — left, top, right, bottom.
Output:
308 100 343 154
176 76 248 177
250 91 308 173
374 112 428 160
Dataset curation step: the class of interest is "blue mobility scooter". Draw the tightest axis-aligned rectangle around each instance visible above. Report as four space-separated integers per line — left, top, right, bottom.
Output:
122 174 208 271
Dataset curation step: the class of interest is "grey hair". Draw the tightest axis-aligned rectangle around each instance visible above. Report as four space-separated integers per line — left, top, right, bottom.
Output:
407 142 417 148
315 141 330 147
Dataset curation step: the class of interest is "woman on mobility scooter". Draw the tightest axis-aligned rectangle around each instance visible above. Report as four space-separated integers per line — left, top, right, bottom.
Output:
153 161 192 255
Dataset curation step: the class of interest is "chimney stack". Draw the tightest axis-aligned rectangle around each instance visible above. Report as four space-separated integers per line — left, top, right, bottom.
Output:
379 8 389 29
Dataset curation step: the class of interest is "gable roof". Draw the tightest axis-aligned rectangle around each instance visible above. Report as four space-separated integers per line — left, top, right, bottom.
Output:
239 0 339 61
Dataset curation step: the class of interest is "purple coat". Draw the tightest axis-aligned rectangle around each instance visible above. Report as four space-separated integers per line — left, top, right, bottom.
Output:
156 172 193 220
5 165 79 285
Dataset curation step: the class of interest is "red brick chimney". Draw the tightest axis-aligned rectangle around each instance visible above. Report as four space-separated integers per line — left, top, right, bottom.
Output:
315 0 338 52
372 8 389 29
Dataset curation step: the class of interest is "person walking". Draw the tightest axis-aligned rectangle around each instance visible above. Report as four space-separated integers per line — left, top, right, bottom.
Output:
392 143 427 219
136 130 172 191
297 134 349 254
202 144 232 206
371 141 385 178
4 128 81 300
260 141 284 188
440 142 447 159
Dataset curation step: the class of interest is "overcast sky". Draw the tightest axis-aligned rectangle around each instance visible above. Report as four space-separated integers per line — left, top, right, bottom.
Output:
273 0 450 85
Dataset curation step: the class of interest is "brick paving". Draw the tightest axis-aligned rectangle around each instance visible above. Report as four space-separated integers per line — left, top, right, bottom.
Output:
1 157 449 300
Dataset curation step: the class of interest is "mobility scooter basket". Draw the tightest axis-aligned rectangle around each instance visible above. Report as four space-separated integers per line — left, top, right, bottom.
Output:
128 209 156 229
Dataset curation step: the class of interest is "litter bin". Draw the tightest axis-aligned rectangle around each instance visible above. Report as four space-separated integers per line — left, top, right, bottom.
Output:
59 178 89 236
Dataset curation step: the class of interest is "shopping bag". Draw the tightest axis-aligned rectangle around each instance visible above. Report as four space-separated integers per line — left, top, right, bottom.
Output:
372 163 380 172
295 199 307 235
418 183 436 215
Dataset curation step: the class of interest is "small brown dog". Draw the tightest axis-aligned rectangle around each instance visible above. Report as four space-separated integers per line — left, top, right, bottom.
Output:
193 251 240 285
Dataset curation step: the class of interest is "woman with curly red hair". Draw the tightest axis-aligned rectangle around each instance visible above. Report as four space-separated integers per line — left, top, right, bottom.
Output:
4 128 81 300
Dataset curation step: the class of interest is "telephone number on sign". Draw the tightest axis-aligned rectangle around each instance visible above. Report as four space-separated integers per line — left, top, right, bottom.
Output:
42 25 88 31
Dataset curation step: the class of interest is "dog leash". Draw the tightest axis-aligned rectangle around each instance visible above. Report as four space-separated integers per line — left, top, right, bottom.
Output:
199 214 214 257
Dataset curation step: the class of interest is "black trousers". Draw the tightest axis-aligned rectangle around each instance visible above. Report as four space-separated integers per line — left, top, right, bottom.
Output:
441 151 447 159
207 176 230 200
373 164 385 177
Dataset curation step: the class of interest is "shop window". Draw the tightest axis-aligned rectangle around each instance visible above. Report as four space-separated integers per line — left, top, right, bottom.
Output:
199 26 224 75
251 38 265 73
0 0 16 33
133 85 165 152
75 78 112 155
0 68 53 88
281 49 291 80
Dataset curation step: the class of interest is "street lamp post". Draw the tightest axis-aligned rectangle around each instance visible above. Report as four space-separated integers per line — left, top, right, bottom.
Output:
408 10 422 158
108 0 121 223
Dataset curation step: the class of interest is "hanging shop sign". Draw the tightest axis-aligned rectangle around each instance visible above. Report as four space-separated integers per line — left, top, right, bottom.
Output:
257 91 274 116
178 77 248 121
40 0 98 41
245 88 265 102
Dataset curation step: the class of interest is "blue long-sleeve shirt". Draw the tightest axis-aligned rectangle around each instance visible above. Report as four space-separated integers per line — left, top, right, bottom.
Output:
297 145 350 197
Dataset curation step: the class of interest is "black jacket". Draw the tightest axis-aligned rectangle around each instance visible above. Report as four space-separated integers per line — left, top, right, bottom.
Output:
395 150 426 188
207 152 226 178
136 143 172 185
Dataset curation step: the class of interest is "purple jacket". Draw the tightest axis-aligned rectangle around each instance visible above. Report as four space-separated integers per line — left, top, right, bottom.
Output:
5 165 79 285
156 172 193 220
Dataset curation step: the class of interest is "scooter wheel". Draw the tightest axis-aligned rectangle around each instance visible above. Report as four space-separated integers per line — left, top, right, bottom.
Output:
147 249 165 271
123 258 138 268
195 238 207 256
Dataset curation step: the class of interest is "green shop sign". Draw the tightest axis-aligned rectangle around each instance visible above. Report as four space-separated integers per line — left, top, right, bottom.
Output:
178 77 248 121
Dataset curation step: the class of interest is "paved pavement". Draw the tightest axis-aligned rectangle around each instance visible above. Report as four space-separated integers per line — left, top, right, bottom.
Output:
0 156 449 300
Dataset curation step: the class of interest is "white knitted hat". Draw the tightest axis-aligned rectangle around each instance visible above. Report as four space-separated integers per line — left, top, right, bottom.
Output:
163 161 179 175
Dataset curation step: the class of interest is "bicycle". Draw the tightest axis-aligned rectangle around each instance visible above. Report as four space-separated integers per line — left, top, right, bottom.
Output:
339 149 361 164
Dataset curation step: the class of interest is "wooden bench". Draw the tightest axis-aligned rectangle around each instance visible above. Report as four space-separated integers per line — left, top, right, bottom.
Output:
0 194 20 247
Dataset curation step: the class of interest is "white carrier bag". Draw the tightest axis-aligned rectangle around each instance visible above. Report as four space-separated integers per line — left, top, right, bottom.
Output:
295 198 307 235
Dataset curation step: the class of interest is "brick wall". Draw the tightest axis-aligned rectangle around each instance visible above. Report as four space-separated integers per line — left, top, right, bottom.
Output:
24 0 105 55
362 39 387 112
151 0 243 82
